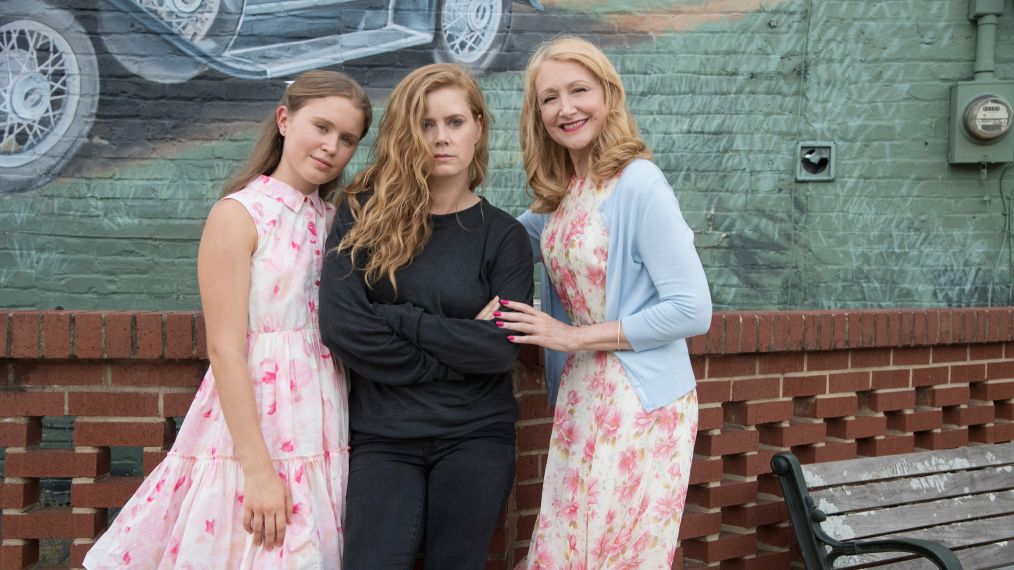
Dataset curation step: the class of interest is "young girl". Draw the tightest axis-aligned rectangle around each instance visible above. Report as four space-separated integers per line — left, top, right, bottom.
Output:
501 37 712 568
318 64 533 568
83 70 372 569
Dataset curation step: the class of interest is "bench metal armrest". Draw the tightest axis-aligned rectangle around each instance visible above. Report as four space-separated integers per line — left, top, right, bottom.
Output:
829 537 962 569
771 452 963 570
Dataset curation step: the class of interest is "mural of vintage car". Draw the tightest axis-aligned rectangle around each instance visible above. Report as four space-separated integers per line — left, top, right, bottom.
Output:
0 0 540 194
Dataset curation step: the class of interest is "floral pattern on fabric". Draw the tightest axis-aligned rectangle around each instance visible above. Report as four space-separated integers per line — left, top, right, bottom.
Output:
521 175 698 570
84 176 349 569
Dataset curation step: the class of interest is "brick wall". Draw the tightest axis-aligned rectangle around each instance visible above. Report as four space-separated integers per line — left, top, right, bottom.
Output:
2 308 1014 568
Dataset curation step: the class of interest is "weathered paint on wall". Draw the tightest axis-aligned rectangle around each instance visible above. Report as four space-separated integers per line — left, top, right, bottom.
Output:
1 0 1011 310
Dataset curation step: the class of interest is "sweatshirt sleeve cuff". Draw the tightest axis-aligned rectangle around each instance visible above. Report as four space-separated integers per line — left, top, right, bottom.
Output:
620 314 654 353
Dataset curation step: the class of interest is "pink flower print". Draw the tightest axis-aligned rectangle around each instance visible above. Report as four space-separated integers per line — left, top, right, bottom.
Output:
603 409 624 437
169 542 180 557
566 389 581 408
155 478 166 492
559 500 580 524
632 533 650 555
585 264 606 289
593 246 608 263
655 491 685 522
588 372 609 397
592 532 611 560
291 240 301 252
532 541 556 570
278 471 288 483
308 220 318 237
237 492 244 504
267 401 277 415
609 526 633 557
122 551 131 564
308 299 316 313
202 408 213 418
537 513 553 531
553 418 577 449
293 503 302 514
618 475 642 504
205 519 216 535
618 448 639 475
582 438 596 462
124 526 131 533
273 282 281 296
564 468 582 496
259 175 270 184
281 440 295 453
260 359 279 384
295 465 304 484
252 202 265 217
633 409 656 431
553 404 569 428
568 534 578 553
173 476 186 492
657 407 680 433
653 436 681 460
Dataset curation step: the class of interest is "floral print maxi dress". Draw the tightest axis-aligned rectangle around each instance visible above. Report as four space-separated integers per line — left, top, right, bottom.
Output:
84 176 350 569
521 175 699 570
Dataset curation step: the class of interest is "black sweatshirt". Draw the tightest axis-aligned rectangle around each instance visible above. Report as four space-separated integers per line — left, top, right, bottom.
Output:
318 197 535 440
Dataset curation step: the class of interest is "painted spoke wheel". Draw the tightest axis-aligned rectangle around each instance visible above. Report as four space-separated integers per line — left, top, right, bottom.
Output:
434 0 511 73
0 0 98 193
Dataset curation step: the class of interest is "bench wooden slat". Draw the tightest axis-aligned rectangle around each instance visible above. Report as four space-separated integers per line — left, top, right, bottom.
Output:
802 443 1014 488
830 513 1014 569
811 464 1014 514
891 540 1014 570
824 489 1014 541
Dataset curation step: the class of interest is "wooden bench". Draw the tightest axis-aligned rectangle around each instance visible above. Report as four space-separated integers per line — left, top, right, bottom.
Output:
772 442 1014 569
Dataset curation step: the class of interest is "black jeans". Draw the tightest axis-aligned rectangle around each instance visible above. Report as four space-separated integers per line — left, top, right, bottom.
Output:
342 431 515 570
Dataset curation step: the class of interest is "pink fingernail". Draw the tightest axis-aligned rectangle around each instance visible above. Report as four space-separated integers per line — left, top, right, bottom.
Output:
501 299 510 305
496 321 504 327
507 335 516 341
493 311 501 317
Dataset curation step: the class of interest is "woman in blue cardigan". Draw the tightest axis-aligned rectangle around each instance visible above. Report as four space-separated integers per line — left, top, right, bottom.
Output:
499 36 712 568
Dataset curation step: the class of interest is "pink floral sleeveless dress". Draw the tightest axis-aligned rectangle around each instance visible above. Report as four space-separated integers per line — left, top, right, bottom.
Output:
521 175 698 570
84 176 349 569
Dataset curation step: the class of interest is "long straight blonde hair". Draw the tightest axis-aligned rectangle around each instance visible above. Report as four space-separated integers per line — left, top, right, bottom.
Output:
222 70 372 201
520 36 650 213
338 64 492 291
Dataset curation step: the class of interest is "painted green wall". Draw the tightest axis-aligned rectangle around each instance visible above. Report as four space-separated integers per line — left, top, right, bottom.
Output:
2 0 1011 310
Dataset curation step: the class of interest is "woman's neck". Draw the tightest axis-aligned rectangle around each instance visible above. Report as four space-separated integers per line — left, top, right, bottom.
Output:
429 177 478 215
569 148 592 179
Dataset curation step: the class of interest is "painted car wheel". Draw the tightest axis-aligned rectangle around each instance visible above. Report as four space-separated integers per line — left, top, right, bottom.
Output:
0 0 99 194
99 2 207 84
434 0 511 73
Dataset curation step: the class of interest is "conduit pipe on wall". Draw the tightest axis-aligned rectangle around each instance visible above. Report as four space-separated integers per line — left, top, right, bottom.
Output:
971 0 1005 80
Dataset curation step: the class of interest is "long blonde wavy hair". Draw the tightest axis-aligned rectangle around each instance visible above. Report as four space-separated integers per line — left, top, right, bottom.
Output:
222 70 372 201
520 36 651 213
338 64 491 291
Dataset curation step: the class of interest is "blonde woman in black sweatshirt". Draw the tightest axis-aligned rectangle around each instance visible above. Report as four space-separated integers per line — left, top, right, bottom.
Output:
318 64 533 568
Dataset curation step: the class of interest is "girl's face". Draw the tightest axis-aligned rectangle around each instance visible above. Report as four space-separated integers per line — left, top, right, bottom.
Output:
422 87 482 189
273 96 365 193
534 59 607 167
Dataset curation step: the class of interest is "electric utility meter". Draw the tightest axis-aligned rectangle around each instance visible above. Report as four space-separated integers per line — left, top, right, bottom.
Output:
948 81 1014 163
963 95 1013 142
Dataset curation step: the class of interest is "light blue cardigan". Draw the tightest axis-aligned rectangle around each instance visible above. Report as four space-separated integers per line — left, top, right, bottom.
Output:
518 159 712 411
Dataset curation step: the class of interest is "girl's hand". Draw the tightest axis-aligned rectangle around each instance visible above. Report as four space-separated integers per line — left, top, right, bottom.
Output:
474 296 500 320
242 466 293 551
495 299 579 352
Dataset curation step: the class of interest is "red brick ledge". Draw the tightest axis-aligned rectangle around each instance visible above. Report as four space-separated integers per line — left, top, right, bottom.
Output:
2 308 1013 361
